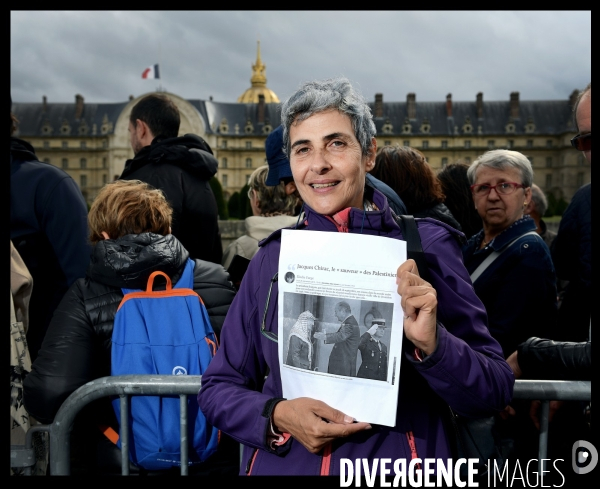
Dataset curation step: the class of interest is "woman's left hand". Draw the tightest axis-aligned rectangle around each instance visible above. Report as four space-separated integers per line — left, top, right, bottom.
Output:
396 259 437 355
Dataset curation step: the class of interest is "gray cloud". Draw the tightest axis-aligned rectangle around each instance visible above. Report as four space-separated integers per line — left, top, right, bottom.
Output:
11 11 591 105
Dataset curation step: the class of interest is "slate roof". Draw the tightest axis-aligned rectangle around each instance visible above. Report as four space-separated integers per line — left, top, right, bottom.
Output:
11 101 128 137
12 97 575 138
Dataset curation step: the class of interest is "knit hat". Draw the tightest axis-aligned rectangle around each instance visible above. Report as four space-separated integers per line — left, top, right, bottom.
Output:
265 125 293 186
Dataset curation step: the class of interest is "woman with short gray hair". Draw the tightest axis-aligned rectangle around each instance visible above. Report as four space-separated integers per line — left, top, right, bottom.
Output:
463 148 557 357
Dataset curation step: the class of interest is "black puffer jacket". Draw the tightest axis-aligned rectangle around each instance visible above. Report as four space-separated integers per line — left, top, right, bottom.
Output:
119 134 223 264
24 233 236 424
551 183 591 341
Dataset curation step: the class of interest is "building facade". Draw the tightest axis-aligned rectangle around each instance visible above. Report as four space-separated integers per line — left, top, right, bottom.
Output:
11 46 588 205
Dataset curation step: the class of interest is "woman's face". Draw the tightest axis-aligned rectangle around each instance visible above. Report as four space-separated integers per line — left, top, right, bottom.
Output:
289 109 375 216
472 165 532 233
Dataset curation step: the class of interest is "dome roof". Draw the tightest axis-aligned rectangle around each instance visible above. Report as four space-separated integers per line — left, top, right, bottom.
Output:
237 41 280 104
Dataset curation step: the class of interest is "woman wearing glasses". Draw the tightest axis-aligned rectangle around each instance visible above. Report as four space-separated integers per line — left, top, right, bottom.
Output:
198 78 514 476
463 149 558 358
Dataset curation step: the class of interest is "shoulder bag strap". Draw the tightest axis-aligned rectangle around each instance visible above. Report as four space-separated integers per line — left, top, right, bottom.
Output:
470 231 538 284
395 215 432 283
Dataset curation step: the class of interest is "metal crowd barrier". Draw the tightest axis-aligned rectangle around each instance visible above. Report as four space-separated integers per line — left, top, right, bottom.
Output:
12 377 591 475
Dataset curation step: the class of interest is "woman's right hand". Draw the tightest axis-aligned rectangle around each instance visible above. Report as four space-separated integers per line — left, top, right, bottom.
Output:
272 397 371 453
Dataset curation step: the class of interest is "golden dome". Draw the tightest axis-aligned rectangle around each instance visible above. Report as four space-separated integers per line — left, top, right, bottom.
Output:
237 41 280 104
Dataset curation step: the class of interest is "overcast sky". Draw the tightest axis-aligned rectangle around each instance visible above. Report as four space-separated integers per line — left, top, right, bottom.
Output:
11 11 591 106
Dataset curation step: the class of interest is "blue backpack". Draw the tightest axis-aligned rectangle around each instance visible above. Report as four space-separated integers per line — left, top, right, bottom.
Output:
110 258 219 470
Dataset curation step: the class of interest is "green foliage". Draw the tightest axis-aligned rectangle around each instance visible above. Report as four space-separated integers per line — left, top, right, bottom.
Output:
227 192 241 219
546 193 569 217
239 183 253 219
209 176 228 220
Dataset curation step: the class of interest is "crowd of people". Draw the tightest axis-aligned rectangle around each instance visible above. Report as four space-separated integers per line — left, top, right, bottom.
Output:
10 80 591 477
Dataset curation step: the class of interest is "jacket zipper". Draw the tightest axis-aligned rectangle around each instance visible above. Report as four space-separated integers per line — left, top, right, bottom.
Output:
406 431 422 471
246 448 258 475
320 442 332 476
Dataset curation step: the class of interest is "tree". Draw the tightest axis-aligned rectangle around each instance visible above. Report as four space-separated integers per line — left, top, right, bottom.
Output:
239 183 253 219
227 192 241 219
209 176 228 220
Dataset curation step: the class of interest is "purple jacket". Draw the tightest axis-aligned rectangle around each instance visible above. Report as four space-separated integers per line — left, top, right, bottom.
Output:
198 189 514 476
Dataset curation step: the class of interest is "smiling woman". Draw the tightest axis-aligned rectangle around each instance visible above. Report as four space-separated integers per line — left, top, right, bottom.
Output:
197 77 514 476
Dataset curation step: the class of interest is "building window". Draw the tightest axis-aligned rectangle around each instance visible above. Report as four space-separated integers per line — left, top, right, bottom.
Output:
102 140 108 148
546 157 552 168
384 140 391 146
578 154 585 166
527 157 534 166
487 140 495 149
464 157 471 164
546 140 553 148
246 174 251 184
221 140 227 149
577 172 584 188
221 158 228 169
422 141 429 149
43 158 50 164
222 175 228 187
245 141 252 149
103 174 108 185
80 141 86 149
43 141 50 149
62 141 68 148
545 174 552 188
80 158 87 169
80 175 87 187
403 140 410 147
441 157 448 167
441 140 448 149
102 158 107 168
526 139 533 148
507 140 514 149
245 158 252 168
62 158 68 169
464 140 471 149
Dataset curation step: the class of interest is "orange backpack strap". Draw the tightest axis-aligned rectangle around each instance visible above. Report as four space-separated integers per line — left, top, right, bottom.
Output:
147 271 172 291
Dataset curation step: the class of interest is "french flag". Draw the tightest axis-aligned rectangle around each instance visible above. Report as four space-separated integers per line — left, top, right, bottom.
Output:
141 64 160 79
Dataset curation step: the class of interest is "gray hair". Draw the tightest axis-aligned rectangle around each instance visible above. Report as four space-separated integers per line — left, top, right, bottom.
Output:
530 184 548 216
280 77 376 158
467 149 533 188
573 82 591 131
248 165 298 216
335 301 352 314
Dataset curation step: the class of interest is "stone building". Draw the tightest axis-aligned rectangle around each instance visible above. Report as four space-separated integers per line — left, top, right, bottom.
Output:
11 43 588 205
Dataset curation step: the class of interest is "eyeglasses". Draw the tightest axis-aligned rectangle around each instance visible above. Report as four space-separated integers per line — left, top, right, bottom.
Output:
470 182 526 196
261 273 279 343
571 133 591 152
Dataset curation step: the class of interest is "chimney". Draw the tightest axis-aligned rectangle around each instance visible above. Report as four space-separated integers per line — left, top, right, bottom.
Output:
129 95 134 101
446 93 452 117
407 93 416 120
476 92 483 118
42 95 47 112
257 94 265 123
510 91 520 119
569 89 579 109
75 94 84 120
374 93 383 118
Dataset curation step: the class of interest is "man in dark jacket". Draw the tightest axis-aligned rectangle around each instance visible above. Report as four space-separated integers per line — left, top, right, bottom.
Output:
10 111 91 362
551 83 591 342
314 301 360 376
119 94 222 264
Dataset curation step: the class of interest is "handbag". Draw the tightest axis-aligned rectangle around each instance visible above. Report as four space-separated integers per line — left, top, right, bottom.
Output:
395 215 506 477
